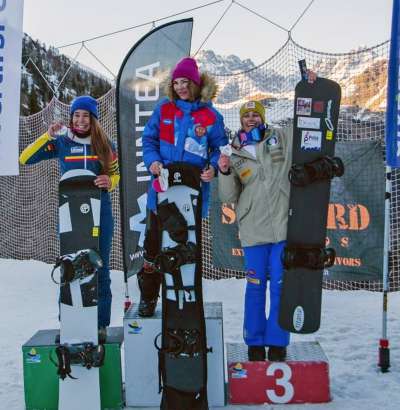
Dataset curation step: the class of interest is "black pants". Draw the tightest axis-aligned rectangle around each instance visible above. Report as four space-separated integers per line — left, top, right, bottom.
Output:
143 210 161 262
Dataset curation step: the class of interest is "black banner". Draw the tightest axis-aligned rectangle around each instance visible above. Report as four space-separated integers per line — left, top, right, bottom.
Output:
210 141 385 281
116 19 193 277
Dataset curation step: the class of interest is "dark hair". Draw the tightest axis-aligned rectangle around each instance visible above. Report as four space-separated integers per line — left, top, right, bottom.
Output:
170 79 201 102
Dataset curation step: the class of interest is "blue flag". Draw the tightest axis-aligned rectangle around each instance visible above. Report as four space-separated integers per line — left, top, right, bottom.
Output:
386 0 400 167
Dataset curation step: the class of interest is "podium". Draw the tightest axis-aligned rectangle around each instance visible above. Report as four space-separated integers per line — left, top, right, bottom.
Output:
227 341 331 405
124 301 225 407
22 327 124 410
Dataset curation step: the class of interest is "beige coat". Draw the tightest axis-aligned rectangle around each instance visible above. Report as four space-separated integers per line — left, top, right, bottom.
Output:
218 125 293 247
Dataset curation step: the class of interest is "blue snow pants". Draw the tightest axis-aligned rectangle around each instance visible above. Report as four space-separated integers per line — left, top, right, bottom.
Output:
97 191 114 327
243 241 290 347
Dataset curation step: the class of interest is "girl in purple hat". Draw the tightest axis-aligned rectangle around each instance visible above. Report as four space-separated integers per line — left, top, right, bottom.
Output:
137 57 228 317
19 95 119 341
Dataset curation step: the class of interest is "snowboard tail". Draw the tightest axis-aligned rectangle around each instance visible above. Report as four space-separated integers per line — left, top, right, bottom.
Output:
279 77 342 334
155 163 209 410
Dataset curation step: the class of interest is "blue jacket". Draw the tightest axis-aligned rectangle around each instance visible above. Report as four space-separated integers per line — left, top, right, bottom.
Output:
143 97 227 216
19 129 120 195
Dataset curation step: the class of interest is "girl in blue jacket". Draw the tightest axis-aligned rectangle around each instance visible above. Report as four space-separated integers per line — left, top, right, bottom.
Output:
20 96 120 340
138 57 227 317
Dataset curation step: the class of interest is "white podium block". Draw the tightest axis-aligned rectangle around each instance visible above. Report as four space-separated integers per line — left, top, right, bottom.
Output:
124 301 225 407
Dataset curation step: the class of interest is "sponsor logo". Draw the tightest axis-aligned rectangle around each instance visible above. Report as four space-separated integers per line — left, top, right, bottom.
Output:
296 97 312 116
26 348 41 364
195 125 206 137
297 116 321 130
240 168 252 179
71 146 84 154
266 135 278 146
244 101 256 109
246 277 260 285
325 99 334 130
173 172 182 183
313 100 324 113
129 193 147 248
231 362 247 378
163 119 172 125
80 203 91 214
182 203 191 213
128 321 143 334
301 130 322 151
293 306 305 331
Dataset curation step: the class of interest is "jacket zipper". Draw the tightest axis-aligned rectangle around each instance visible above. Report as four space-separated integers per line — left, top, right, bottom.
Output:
84 144 87 169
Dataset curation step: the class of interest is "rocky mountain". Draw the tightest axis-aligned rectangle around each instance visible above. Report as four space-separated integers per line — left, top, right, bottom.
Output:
21 37 387 120
20 34 112 116
196 49 388 116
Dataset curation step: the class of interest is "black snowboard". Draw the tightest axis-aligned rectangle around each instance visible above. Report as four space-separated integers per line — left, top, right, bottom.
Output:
58 169 102 409
155 163 208 410
279 77 342 334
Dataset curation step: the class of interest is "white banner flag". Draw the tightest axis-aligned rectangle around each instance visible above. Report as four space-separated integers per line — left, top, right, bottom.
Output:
0 0 24 176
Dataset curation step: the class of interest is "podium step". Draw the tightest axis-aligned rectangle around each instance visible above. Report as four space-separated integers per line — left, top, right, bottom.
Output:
227 341 331 405
124 302 225 407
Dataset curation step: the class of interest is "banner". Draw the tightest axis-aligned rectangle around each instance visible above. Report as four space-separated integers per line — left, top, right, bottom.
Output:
210 141 385 281
385 0 400 168
0 0 24 175
116 19 193 277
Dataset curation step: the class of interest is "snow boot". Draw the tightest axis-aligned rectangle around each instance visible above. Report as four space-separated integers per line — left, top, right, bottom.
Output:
268 346 287 362
137 261 162 317
248 345 266 361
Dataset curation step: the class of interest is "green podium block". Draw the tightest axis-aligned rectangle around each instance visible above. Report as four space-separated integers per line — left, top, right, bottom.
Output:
23 327 124 410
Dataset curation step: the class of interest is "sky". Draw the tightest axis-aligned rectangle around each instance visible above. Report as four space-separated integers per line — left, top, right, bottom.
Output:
22 0 393 79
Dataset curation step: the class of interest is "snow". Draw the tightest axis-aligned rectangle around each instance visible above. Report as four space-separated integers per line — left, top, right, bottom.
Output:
1 258 400 410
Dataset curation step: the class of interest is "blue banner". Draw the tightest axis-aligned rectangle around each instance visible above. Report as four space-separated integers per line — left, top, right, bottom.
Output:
386 0 400 167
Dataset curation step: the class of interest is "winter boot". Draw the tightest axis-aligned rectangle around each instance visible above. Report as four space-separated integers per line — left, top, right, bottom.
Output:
248 345 266 361
268 346 287 362
137 261 162 317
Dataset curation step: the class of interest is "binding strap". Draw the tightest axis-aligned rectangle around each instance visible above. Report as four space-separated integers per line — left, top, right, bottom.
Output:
50 343 106 380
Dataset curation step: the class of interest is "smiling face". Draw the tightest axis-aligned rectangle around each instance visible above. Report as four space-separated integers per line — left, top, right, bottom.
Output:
172 77 191 101
241 111 263 133
72 109 91 133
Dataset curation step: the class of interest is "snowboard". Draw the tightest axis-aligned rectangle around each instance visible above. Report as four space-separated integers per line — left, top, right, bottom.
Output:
57 169 103 410
279 76 342 334
155 163 209 410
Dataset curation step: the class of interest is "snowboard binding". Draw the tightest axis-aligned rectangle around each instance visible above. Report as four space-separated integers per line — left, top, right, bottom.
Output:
51 249 103 285
51 343 106 380
154 242 197 274
289 155 344 187
283 245 336 270
155 328 204 357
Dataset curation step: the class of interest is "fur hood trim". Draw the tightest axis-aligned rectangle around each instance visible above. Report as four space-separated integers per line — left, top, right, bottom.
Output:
166 72 218 103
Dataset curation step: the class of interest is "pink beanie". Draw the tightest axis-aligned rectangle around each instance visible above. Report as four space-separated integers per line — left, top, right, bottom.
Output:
172 57 201 86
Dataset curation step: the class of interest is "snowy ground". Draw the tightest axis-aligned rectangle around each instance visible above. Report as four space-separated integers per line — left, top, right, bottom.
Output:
1 258 400 410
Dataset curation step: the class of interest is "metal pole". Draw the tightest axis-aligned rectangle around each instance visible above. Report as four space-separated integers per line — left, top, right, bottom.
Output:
379 165 391 372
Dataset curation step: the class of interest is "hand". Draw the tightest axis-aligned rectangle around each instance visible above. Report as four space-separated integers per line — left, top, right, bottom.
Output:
149 161 162 176
48 121 65 138
200 165 215 182
307 70 317 84
94 175 111 189
218 155 230 173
